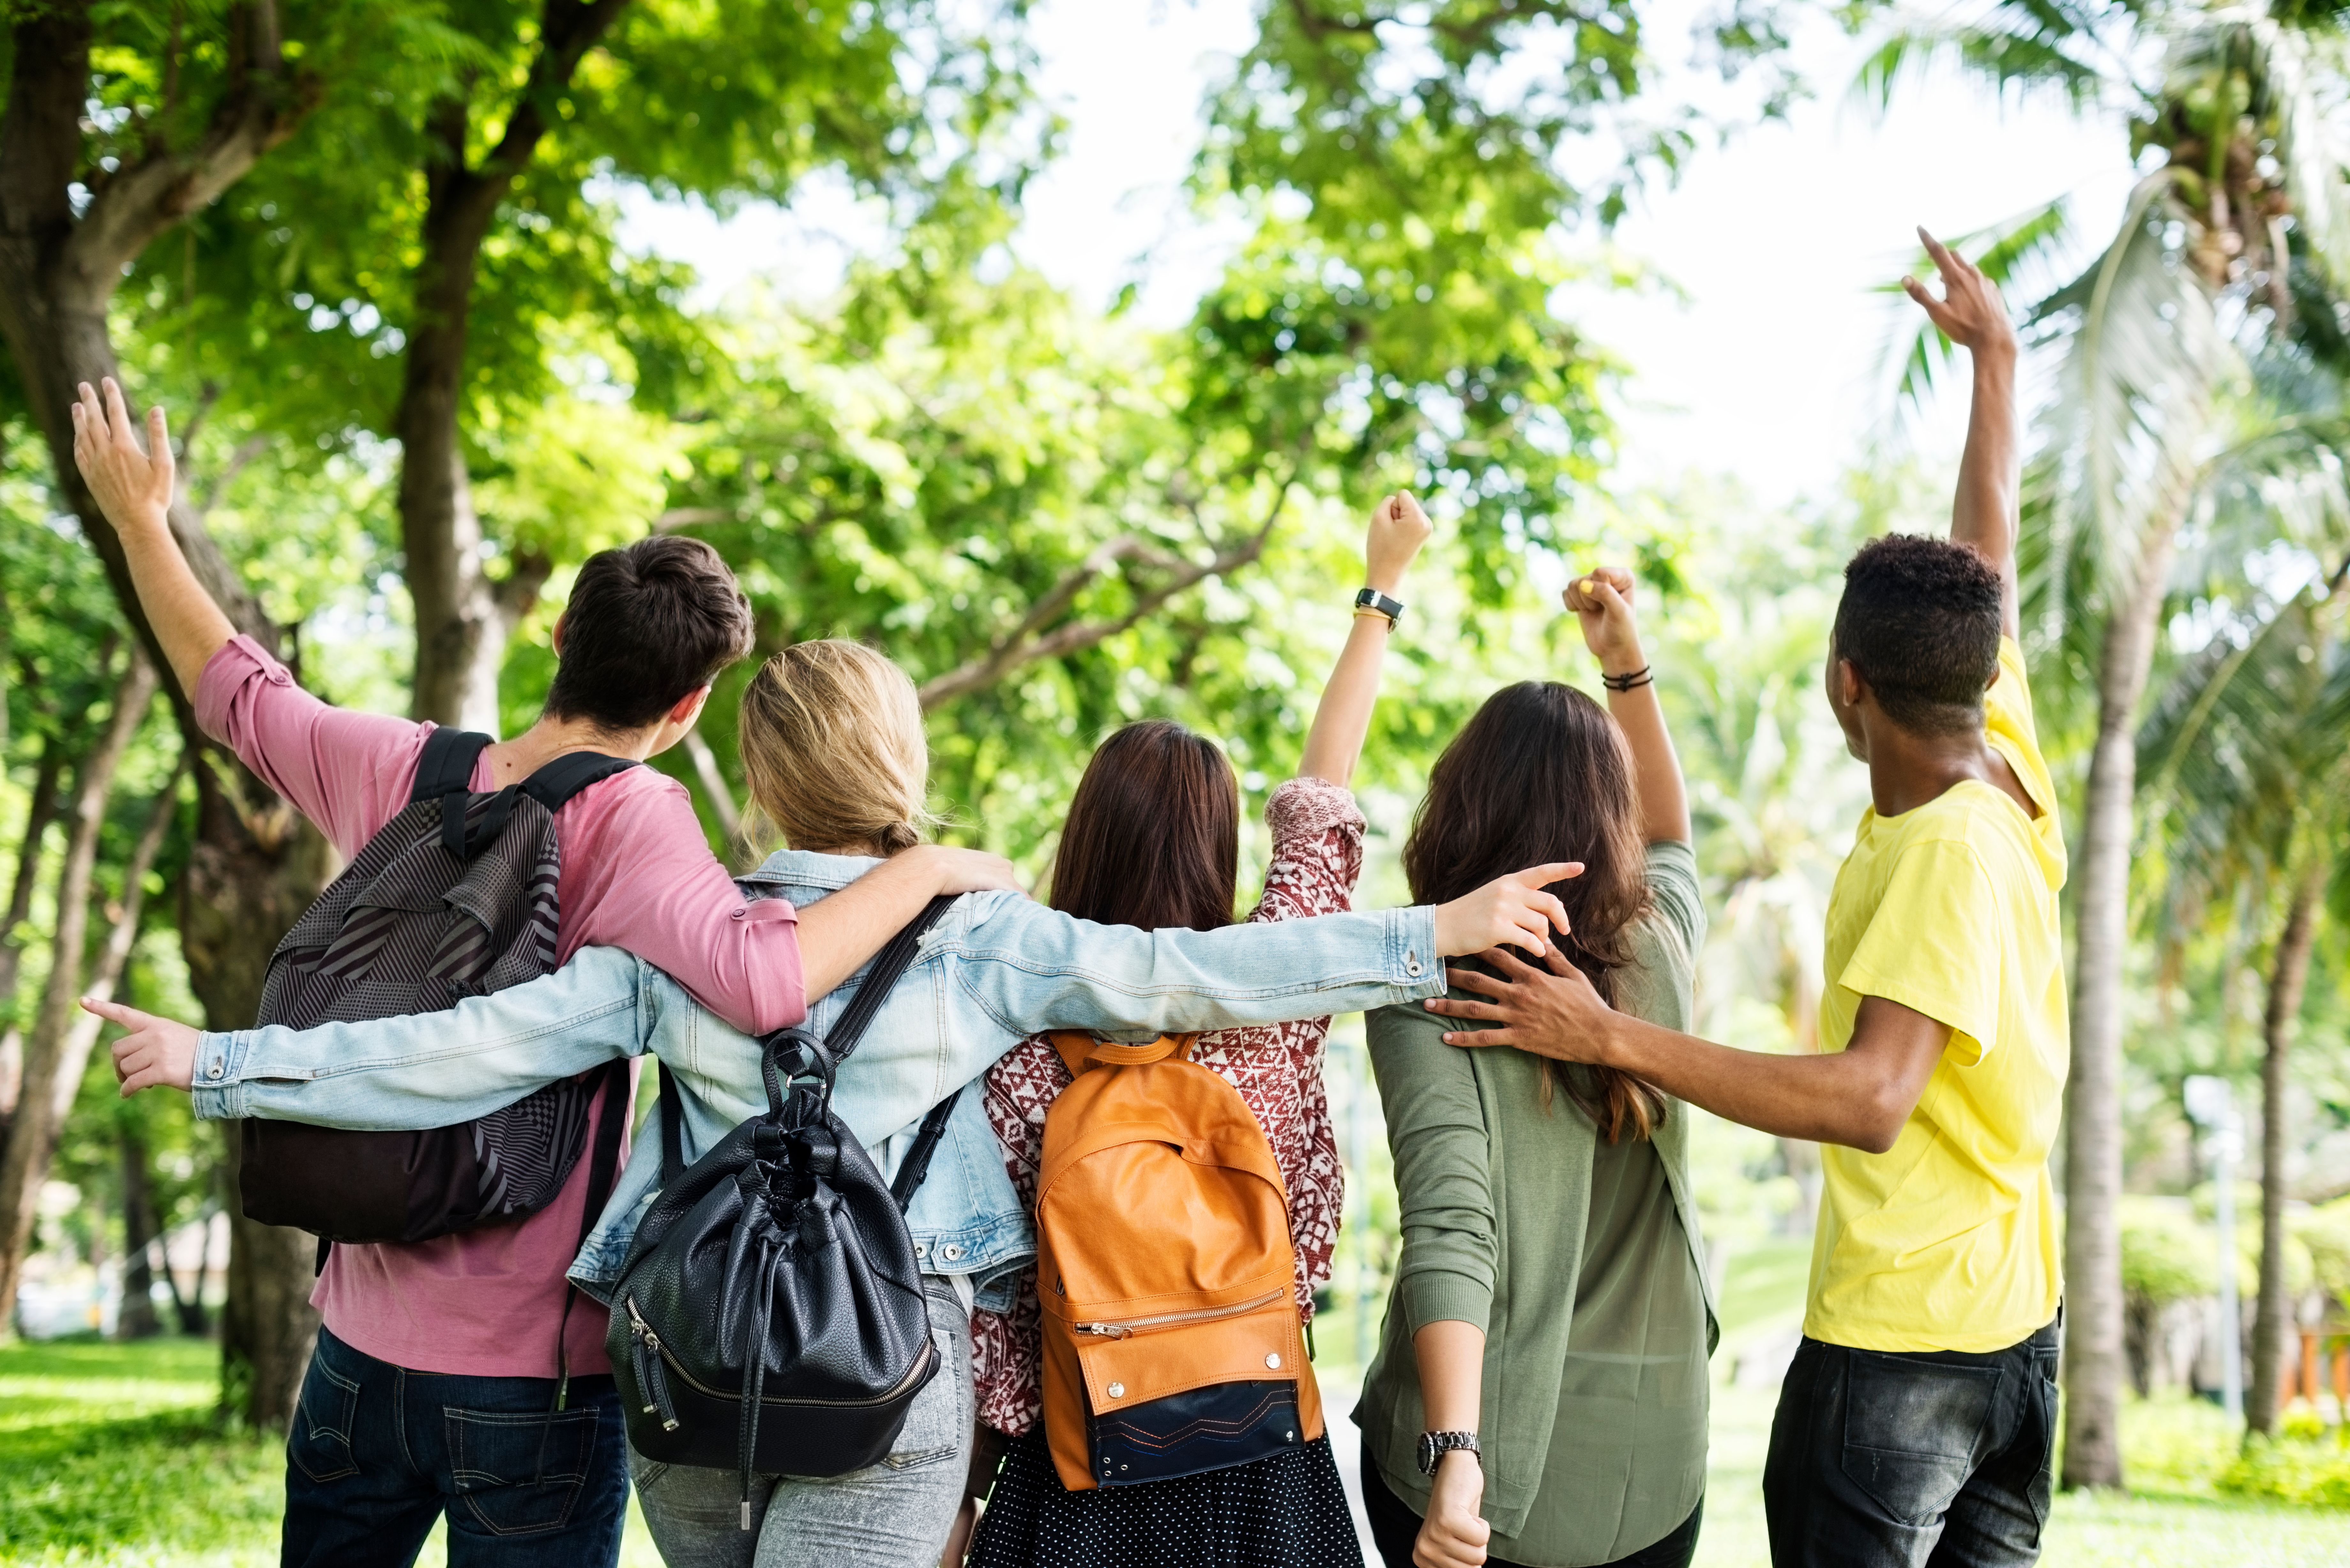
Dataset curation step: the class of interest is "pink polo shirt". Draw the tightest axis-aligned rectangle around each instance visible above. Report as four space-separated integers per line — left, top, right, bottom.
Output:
198 636 805 1378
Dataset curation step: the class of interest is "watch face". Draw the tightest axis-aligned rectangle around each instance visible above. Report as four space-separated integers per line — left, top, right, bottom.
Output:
1417 1432 1437 1474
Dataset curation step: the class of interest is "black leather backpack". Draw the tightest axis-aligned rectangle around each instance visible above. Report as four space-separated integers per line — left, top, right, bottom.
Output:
608 895 963 1527
239 728 635 1258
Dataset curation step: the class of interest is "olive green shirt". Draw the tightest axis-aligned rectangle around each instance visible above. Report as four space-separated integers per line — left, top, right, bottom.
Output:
1354 841 1717 1564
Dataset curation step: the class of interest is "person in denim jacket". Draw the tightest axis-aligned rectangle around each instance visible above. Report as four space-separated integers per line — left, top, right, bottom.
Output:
102 640 1576 1568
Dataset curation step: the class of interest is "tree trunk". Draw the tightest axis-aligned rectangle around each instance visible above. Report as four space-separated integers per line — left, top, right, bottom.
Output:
0 649 158 1327
0 0 330 1423
2248 866 2320 1435
0 735 64 1014
398 1 631 727
118 1126 162 1340
2060 516 2181 1491
0 735 65 1121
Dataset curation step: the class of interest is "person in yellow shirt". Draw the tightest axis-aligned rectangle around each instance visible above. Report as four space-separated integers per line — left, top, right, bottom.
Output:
1420 231 2067 1568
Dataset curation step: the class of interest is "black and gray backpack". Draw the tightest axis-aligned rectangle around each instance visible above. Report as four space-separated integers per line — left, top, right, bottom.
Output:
238 727 635 1260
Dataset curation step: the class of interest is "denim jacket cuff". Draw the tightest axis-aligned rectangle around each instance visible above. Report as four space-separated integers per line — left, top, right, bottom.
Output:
1391 906 1443 996
189 1030 255 1120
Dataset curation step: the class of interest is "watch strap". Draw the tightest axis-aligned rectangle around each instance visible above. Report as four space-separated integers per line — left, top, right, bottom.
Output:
1417 1428 1480 1474
1354 587 1405 624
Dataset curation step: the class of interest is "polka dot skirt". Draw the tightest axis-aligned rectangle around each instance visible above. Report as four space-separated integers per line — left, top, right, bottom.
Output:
968 1430 1363 1568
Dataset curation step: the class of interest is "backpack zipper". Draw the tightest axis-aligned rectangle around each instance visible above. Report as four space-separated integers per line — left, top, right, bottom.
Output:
622 1294 936 1411
1072 1289 1286 1340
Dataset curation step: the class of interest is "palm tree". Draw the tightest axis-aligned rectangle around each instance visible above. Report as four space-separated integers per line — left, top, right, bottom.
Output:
1867 0 2350 1485
2136 355 2350 1432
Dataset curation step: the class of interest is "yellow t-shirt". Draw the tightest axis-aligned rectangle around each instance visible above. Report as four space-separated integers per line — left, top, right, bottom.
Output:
1806 637 2070 1353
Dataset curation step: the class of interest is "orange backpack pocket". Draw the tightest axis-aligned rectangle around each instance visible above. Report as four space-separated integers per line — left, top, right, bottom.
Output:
1033 1037 1325 1491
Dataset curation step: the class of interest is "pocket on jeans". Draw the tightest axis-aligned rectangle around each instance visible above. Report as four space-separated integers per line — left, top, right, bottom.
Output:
446 1406 598 1535
1839 1352 1999 1526
881 1284 966 1473
289 1348 362 1484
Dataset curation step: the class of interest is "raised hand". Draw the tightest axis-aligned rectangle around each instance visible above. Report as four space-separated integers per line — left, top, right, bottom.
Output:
1431 863 1580 959
70 378 175 534
1902 230 2016 361
1366 491 1434 594
86 996 201 1096
1564 566 1642 672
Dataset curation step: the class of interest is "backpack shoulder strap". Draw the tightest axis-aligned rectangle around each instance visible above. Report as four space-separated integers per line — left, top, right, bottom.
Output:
413 728 493 858
888 1086 960 1212
658 1061 685 1187
520 751 639 816
820 893 957 1067
412 727 493 804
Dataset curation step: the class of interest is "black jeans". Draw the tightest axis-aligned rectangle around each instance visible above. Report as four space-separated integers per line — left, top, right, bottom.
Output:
279 1327 629 1568
1360 1441 1702 1568
1762 1318 2059 1568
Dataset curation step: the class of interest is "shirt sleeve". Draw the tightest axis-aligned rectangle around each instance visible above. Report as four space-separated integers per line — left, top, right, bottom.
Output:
554 769 804 1037
1642 840 1708 960
194 634 433 858
1986 637 2065 870
1250 777 1366 925
189 946 652 1125
1368 1002 1497 1334
1834 838 2003 1067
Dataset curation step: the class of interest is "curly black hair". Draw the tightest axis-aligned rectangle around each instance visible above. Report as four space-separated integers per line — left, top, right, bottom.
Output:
1830 533 2004 736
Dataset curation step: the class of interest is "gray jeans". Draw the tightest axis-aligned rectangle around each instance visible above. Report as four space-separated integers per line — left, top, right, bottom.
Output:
630 1275 975 1568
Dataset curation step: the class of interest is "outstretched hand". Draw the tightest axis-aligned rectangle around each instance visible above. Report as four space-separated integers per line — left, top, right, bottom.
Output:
1424 941 1616 1062
1902 230 2016 361
70 378 175 532
86 996 201 1096
1564 566 1641 671
1430 864 1580 960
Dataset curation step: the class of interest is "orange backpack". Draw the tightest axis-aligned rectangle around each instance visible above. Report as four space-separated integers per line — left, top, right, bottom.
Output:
1034 1031 1325 1491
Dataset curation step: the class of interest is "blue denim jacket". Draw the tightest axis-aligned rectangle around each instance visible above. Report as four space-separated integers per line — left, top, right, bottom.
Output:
190 849 1443 1309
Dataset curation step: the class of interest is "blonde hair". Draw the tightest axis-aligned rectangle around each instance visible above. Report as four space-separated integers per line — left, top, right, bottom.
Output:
738 640 935 854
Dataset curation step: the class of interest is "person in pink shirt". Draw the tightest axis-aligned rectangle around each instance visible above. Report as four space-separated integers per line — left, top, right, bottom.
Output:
72 378 1015 1568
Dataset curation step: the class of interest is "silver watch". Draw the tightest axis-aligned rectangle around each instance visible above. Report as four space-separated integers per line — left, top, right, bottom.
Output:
1417 1429 1480 1474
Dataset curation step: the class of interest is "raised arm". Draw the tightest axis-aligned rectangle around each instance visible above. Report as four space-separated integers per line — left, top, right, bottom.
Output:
1566 567 1689 844
71 380 236 695
1296 492 1431 787
1905 230 2020 639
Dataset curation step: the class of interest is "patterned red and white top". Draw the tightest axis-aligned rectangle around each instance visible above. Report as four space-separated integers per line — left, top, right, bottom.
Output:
968 775 1366 1437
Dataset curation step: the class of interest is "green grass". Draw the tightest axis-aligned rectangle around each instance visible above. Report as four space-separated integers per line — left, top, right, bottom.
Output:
2 1325 2344 1566
0 1337 663 1567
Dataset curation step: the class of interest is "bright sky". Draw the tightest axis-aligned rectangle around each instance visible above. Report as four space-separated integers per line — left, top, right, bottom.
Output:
625 0 2142 509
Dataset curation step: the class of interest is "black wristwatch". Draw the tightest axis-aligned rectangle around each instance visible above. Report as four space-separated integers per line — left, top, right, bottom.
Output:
1417 1429 1480 1474
1354 587 1406 625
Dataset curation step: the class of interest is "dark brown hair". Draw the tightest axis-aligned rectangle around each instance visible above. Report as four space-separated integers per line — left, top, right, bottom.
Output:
544 536 755 731
1403 682 1666 1141
1049 720 1239 932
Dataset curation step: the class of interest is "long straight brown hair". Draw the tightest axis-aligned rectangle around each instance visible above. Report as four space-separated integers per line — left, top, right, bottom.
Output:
1403 682 1667 1142
1049 720 1239 931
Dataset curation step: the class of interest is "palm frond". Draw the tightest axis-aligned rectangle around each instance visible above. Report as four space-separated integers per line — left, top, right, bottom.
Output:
2023 171 2236 637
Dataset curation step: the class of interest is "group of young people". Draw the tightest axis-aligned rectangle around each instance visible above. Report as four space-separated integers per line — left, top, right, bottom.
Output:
69 232 2067 1568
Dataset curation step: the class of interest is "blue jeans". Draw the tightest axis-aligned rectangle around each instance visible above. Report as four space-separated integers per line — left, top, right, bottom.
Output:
280 1327 629 1568
1762 1318 2060 1568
